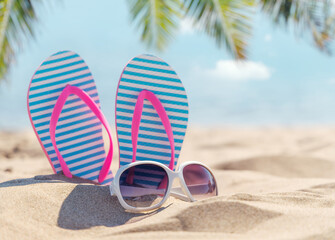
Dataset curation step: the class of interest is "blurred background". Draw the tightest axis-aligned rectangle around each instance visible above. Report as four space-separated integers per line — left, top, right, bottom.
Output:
1 0 335 129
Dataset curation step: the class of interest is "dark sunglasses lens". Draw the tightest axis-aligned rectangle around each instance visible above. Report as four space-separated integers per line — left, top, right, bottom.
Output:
119 164 169 208
183 164 217 200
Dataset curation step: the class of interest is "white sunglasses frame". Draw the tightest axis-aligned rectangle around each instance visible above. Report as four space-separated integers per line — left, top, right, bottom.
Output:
109 160 218 212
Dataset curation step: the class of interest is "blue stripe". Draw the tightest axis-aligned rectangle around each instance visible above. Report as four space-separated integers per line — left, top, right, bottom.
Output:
120 153 180 162
40 136 50 142
48 142 104 158
127 63 175 74
32 66 89 82
119 146 174 158
44 143 53 148
29 92 98 107
84 172 114 183
39 121 101 142
29 72 92 91
36 115 98 135
29 80 95 99
118 85 187 99
85 175 98 181
116 115 187 129
117 100 188 114
116 107 188 122
65 150 105 165
35 60 85 75
31 96 74 113
54 129 102 146
101 177 113 184
53 51 69 56
119 160 178 171
54 163 61 170
41 54 78 66
121 77 184 91
122 71 180 84
37 128 51 135
119 156 169 166
48 136 103 154
61 143 104 159
69 157 105 172
117 92 188 107
118 138 182 151
117 123 185 136
54 122 102 138
132 57 169 66
34 109 93 128
75 166 102 177
53 164 117 179
119 147 180 160
43 129 102 148
56 116 97 130
31 95 99 121
117 131 184 143
118 159 177 166
119 155 172 166
31 100 97 122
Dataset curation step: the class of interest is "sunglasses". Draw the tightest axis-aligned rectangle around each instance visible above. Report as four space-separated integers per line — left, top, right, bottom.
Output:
109 161 218 212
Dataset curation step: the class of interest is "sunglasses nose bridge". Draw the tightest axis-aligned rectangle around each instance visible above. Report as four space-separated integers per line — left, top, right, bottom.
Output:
169 172 178 185
169 170 180 183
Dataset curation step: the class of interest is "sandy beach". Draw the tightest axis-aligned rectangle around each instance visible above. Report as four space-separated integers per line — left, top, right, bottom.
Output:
1 127 335 240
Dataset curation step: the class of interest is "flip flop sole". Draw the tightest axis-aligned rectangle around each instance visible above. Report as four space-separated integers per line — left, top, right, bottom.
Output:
115 54 189 186
27 51 112 185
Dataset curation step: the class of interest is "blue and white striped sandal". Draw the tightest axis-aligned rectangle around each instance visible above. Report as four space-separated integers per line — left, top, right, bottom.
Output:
115 54 189 187
27 50 113 185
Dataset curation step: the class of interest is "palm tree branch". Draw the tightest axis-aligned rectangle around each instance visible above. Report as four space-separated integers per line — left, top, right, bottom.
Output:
0 0 38 81
184 0 255 59
127 0 182 50
259 0 335 53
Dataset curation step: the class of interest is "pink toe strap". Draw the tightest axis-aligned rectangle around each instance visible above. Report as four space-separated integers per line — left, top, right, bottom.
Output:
49 84 113 183
131 89 175 170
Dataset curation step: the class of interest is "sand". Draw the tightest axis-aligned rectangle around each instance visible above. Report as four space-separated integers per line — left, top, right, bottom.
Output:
1 127 335 240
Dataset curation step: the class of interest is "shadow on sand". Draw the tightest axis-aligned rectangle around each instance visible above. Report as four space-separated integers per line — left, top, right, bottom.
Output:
0 173 97 188
0 173 167 229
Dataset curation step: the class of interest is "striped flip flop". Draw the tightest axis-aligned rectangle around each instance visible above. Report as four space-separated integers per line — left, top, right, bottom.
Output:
27 50 113 185
115 54 189 187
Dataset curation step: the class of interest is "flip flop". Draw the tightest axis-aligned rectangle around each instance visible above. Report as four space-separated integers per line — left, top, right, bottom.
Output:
27 50 113 185
115 54 189 187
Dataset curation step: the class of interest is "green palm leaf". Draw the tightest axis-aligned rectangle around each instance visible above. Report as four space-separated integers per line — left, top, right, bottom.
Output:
184 0 256 59
0 0 38 81
127 0 182 51
260 0 335 53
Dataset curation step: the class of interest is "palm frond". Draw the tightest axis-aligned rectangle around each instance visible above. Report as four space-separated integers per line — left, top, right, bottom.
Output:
260 0 335 53
127 0 182 51
184 0 256 59
0 0 38 81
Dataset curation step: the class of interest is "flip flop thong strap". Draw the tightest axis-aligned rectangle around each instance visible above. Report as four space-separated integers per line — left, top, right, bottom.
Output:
49 84 113 183
131 89 175 170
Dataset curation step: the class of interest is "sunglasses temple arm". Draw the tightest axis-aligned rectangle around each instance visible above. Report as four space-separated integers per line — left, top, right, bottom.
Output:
109 182 116 196
170 187 192 202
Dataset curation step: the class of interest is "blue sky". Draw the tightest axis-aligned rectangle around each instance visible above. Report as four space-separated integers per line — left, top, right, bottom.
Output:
1 0 335 129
